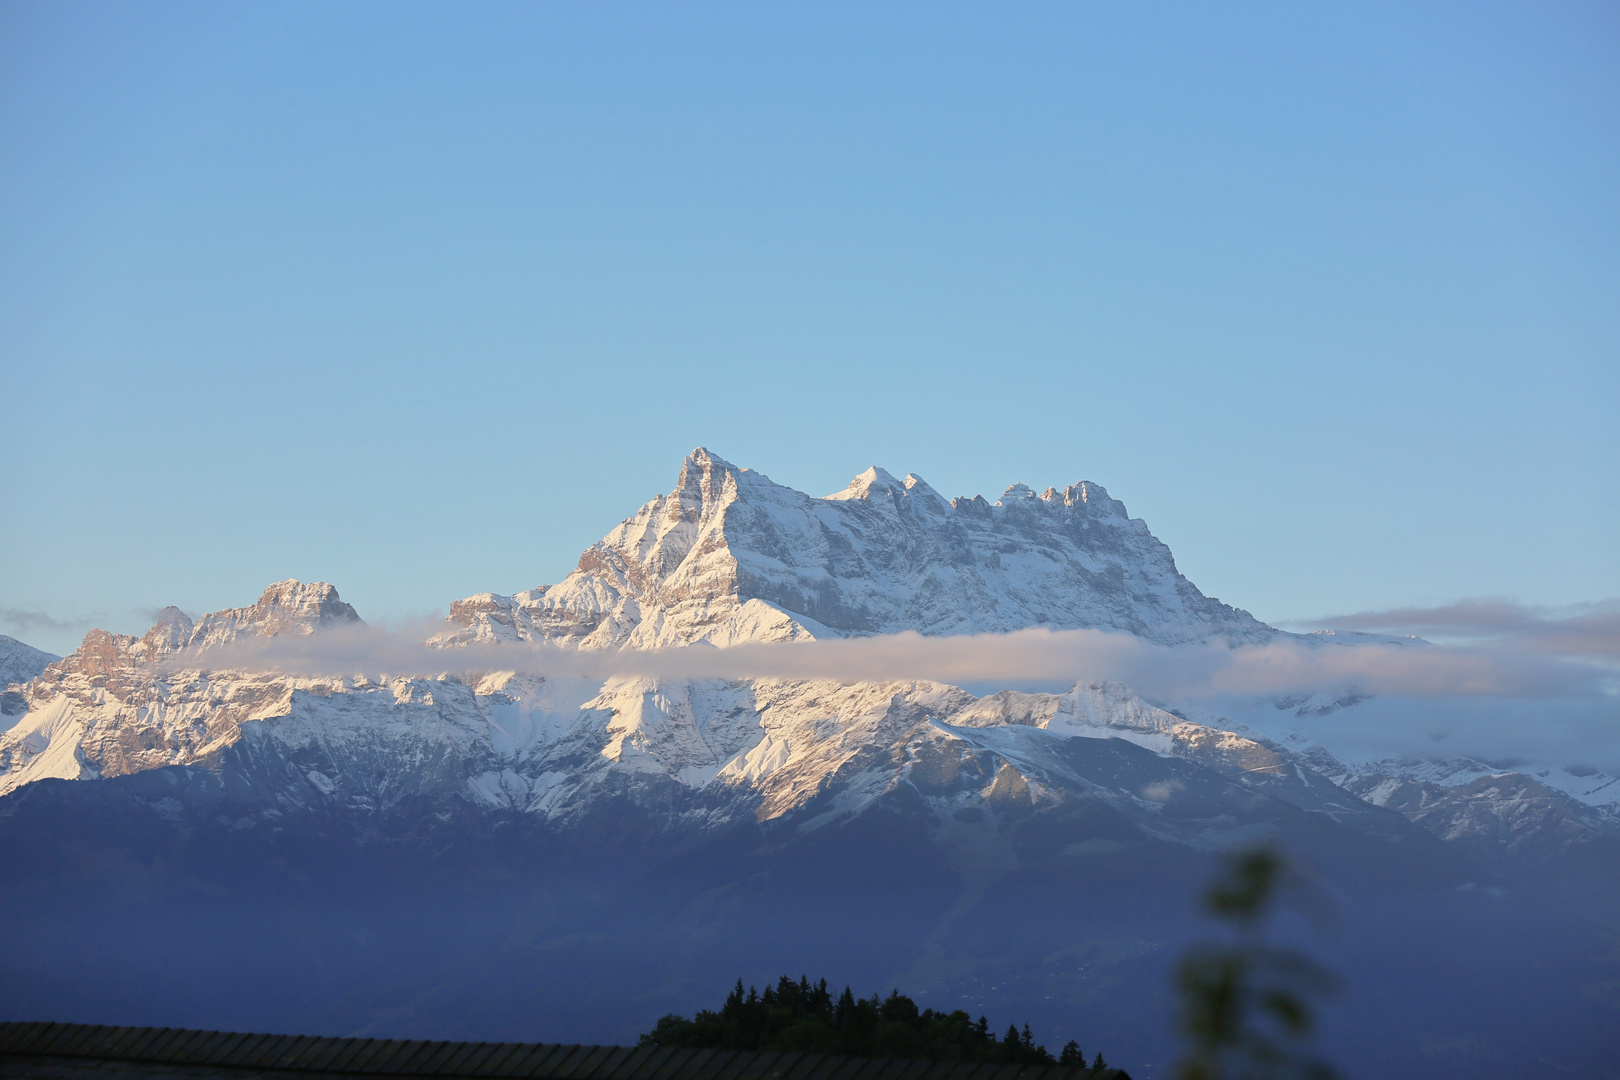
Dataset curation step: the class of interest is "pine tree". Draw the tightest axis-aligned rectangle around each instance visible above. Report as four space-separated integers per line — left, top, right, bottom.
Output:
1060 1040 1085 1066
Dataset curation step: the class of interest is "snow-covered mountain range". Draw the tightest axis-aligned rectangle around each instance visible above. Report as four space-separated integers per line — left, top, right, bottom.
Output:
1 449 1613 861
6 448 1618 1080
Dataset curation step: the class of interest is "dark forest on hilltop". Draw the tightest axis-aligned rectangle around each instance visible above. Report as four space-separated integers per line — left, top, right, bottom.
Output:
639 976 1114 1072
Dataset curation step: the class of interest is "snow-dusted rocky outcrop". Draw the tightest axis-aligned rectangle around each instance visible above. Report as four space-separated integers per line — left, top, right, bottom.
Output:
0 583 371 797
0 635 58 692
0 634 59 729
188 580 359 649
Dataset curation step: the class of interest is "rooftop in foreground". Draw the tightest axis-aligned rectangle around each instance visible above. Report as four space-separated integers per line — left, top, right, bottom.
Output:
0 1024 1128 1080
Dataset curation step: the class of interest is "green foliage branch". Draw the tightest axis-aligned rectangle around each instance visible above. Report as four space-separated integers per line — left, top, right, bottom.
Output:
1174 849 1340 1080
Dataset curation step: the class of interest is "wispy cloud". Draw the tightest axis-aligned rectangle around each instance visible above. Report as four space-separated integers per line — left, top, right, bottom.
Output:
0 606 97 636
161 622 1617 702
1305 599 1620 661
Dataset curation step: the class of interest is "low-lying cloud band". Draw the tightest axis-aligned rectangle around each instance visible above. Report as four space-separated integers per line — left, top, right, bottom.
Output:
163 623 1618 701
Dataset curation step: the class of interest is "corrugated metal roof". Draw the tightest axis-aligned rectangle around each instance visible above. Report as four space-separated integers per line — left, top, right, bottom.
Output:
0 1023 1125 1080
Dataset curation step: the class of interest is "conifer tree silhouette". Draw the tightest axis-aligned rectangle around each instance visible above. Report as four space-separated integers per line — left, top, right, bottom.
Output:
637 974 1107 1069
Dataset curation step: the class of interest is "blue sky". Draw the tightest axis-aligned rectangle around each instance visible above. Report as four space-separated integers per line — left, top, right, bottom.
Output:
2 1 1616 656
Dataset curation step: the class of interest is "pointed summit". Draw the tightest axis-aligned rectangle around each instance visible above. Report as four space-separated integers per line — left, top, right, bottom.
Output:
668 447 757 529
826 466 905 501
681 446 735 473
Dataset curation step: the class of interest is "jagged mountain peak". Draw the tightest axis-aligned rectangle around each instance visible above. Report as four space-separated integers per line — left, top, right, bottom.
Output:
682 445 730 471
673 447 747 507
253 579 358 623
26 582 358 686
149 605 192 630
442 451 1272 650
826 465 901 500
188 580 361 649
139 606 196 658
0 580 373 796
